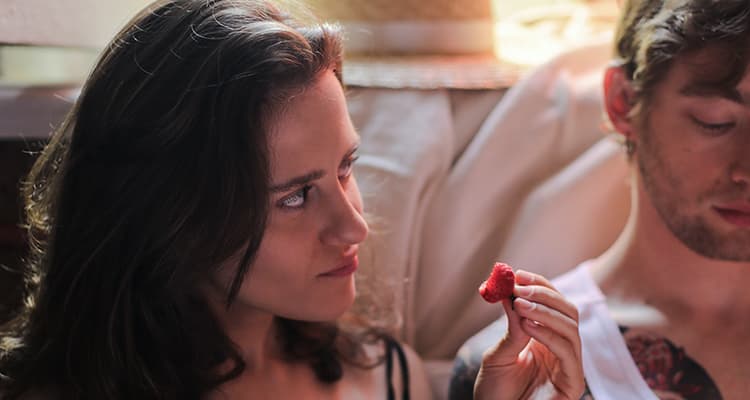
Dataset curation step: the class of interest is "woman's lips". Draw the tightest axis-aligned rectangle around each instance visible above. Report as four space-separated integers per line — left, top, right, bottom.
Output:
319 255 358 277
714 205 750 228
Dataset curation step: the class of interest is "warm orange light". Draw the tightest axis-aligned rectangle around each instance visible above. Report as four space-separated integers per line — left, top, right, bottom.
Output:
492 0 618 66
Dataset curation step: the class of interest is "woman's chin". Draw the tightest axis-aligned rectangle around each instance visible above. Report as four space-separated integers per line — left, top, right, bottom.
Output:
317 286 356 321
284 283 356 322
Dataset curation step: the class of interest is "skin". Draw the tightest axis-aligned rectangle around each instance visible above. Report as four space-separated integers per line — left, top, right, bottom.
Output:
474 270 585 400
597 47 750 399
202 70 431 400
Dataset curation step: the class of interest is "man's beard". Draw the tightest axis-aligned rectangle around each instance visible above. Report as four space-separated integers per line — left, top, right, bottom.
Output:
637 134 750 262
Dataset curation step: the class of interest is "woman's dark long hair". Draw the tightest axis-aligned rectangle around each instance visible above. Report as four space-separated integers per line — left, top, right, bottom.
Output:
0 1 383 398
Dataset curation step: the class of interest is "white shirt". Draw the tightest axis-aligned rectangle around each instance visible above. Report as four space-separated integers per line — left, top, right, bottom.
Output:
555 262 659 400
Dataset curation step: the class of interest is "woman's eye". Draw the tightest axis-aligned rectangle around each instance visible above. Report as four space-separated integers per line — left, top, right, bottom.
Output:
338 155 359 180
692 116 735 136
279 186 311 209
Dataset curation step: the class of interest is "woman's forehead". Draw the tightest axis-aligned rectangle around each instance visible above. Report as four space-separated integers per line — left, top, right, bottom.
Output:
266 72 356 171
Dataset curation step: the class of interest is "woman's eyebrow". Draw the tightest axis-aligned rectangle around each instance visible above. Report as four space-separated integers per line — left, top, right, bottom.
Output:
269 170 325 193
270 140 360 193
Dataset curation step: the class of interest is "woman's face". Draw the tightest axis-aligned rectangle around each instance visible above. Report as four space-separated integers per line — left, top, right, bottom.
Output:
215 70 368 322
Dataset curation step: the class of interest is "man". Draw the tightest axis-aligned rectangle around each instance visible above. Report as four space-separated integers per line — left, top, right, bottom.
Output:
450 0 750 398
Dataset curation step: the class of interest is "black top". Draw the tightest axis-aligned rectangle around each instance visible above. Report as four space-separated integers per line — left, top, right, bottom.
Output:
384 336 410 400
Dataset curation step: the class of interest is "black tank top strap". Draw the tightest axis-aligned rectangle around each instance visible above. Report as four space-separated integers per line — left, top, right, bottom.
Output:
384 336 410 400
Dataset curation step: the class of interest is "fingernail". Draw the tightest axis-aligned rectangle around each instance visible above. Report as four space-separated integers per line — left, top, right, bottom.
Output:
515 269 534 282
515 285 532 297
514 297 534 311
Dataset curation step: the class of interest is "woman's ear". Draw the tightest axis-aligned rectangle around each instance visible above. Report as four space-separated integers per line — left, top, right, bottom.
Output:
603 66 636 138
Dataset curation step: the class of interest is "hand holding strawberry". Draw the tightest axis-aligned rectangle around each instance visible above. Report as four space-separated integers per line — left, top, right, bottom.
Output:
474 266 584 400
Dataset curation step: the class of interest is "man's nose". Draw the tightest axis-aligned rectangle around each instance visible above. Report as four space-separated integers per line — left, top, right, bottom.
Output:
730 143 750 186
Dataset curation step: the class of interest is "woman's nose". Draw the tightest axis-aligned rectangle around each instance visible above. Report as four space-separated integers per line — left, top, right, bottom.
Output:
319 180 369 246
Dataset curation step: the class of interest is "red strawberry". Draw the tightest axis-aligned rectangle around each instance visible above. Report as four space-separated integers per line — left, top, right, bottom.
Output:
478 262 515 303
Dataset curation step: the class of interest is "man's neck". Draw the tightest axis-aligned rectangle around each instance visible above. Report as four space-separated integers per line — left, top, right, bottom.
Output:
589 174 750 400
592 179 750 321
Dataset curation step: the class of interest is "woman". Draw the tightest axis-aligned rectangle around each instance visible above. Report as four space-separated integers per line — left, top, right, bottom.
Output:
0 1 584 398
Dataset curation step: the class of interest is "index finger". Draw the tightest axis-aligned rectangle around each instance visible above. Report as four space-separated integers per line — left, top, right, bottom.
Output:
514 269 557 290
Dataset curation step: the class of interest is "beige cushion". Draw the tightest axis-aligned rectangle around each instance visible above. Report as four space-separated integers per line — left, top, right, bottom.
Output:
350 40 628 364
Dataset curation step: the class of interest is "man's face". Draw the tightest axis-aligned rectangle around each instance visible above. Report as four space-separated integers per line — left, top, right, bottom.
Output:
635 48 750 261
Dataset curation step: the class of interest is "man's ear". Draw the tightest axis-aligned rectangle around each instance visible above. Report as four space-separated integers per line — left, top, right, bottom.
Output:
603 66 636 138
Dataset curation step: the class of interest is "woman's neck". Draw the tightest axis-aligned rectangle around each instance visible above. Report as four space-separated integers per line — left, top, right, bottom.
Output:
202 283 280 372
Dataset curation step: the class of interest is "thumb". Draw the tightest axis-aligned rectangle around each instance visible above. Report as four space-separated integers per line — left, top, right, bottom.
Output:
482 298 531 366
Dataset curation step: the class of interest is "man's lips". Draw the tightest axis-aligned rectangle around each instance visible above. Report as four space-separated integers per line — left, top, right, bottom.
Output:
714 204 750 228
318 255 359 277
